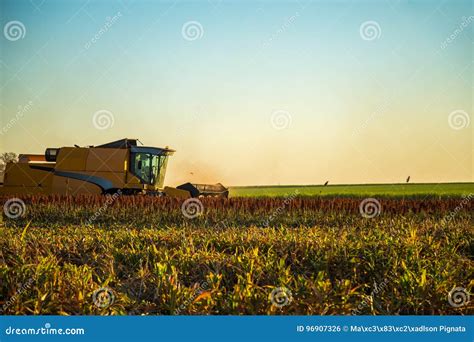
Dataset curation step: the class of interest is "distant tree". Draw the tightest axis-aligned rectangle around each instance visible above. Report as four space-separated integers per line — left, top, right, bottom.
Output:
0 152 18 171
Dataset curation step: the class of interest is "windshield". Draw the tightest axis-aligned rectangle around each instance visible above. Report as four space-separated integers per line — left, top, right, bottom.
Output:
131 152 169 187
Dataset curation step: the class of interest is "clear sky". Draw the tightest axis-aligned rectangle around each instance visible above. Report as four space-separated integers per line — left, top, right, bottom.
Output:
0 0 472 186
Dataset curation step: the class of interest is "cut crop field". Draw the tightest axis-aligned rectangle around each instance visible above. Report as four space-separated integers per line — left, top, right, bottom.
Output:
0 194 472 315
229 182 474 197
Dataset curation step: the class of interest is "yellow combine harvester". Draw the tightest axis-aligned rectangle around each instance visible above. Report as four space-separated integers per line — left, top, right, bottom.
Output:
0 138 228 198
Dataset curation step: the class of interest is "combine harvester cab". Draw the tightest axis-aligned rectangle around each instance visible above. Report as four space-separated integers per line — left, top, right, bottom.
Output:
0 138 228 198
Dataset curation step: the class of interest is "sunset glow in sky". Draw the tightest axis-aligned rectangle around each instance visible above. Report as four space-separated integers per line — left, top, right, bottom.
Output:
0 0 472 186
